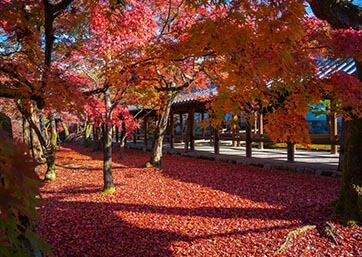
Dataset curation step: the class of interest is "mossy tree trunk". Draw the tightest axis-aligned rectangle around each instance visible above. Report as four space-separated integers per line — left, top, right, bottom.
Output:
45 113 57 181
18 102 57 180
336 61 362 223
338 119 349 171
22 105 45 163
336 118 362 223
83 121 93 147
337 65 362 223
336 64 362 223
92 125 103 151
60 119 69 139
148 91 176 167
102 87 115 193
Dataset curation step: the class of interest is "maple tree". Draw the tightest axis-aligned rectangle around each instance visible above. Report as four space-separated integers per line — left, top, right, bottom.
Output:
308 0 362 224
84 95 139 192
131 0 210 167
183 0 362 223
0 0 84 181
0 0 360 225
139 59 206 167
69 0 156 192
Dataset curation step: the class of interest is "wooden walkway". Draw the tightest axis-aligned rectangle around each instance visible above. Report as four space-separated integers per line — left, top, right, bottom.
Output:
126 139 341 177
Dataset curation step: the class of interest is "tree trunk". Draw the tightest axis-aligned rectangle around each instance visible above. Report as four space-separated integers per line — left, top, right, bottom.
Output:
103 122 114 192
44 113 57 181
119 117 127 160
22 106 44 163
148 92 175 167
310 0 362 223
287 142 296 162
39 112 48 142
61 120 69 138
102 88 115 193
337 61 362 223
84 122 93 147
336 61 362 223
92 125 103 151
336 118 362 223
338 119 348 171
119 132 126 160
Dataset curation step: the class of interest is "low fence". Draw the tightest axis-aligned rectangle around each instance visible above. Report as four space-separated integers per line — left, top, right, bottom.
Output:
132 132 339 147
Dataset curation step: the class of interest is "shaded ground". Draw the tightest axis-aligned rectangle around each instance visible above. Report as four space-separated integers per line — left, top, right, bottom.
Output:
37 144 361 257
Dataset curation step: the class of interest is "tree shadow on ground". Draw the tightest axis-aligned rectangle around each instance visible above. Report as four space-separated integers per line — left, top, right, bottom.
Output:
59 143 149 168
39 197 299 257
38 145 346 256
54 143 339 224
158 154 339 223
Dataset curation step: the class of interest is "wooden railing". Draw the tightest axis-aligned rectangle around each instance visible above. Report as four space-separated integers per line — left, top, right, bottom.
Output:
219 132 339 145
132 132 339 146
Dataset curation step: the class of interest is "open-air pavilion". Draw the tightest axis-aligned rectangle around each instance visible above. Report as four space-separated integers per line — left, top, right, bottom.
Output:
128 58 356 167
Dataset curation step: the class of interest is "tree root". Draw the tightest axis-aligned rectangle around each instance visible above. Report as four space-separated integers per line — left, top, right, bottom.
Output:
274 225 316 255
323 221 339 245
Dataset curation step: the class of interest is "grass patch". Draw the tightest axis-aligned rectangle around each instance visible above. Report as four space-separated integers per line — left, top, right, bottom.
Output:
258 142 340 151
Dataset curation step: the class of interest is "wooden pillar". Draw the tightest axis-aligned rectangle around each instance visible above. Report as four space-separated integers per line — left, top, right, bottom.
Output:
180 113 184 143
232 125 237 147
214 124 220 154
144 116 148 146
115 126 119 143
232 114 238 147
330 101 338 154
201 112 206 138
210 125 214 145
330 112 337 154
254 114 257 133
287 142 296 162
245 118 252 158
170 111 174 149
188 108 195 151
258 113 264 149
133 127 137 144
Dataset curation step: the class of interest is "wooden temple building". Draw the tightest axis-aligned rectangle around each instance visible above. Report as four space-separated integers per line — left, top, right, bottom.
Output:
129 58 356 162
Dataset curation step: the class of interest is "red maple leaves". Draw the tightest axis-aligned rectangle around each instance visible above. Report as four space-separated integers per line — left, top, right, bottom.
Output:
85 97 139 135
37 144 362 257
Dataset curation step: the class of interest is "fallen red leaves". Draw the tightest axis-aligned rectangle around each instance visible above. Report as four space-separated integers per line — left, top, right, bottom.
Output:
37 144 362 257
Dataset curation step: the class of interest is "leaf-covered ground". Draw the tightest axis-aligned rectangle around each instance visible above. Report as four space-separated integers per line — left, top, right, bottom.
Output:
37 144 361 257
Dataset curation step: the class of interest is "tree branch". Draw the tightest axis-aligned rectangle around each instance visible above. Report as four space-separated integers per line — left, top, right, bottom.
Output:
82 86 109 97
309 0 362 30
51 0 74 18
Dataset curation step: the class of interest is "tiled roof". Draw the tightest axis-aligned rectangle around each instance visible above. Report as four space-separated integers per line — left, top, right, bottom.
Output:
316 58 356 78
173 87 217 104
173 58 356 104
